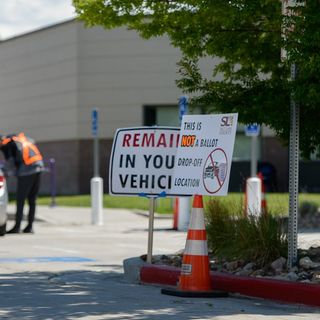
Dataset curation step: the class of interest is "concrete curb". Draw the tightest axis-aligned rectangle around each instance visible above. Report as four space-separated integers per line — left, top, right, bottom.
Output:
123 257 147 283
139 263 320 308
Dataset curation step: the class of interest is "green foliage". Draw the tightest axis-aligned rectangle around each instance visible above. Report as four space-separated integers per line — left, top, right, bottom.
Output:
73 0 320 158
205 199 287 267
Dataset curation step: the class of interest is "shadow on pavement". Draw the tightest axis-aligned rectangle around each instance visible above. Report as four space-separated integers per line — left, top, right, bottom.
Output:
0 269 318 319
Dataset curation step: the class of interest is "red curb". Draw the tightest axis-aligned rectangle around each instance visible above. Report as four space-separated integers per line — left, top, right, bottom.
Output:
141 265 180 286
140 264 320 307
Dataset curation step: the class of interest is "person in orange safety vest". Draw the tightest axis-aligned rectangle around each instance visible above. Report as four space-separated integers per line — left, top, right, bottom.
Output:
0 132 44 234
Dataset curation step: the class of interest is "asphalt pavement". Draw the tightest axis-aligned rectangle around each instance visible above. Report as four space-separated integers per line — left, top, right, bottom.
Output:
0 204 319 319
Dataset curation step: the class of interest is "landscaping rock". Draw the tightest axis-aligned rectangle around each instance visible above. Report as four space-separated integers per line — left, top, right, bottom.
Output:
270 257 286 273
235 269 252 276
286 271 299 281
251 269 265 277
298 271 311 280
243 262 255 271
311 271 320 283
224 260 238 272
308 246 320 262
299 256 320 270
153 245 320 284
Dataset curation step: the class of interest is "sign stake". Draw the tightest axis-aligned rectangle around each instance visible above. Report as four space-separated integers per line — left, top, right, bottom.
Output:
287 63 299 268
251 135 258 177
147 197 156 263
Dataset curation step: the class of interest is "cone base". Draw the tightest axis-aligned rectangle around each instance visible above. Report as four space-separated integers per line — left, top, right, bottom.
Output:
161 288 228 298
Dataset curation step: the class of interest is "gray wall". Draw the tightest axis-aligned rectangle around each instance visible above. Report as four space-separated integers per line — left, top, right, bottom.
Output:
0 20 186 194
76 23 183 139
0 22 78 141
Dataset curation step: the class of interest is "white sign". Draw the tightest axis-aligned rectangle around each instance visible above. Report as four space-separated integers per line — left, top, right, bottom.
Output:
109 127 180 196
172 114 238 196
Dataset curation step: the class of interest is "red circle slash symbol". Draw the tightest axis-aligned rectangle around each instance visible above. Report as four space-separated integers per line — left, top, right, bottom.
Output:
203 148 228 194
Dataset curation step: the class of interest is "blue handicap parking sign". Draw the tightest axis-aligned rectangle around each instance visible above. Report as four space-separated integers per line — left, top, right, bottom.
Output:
245 123 260 137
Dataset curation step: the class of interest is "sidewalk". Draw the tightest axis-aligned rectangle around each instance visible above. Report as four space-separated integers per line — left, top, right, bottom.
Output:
1 204 320 319
7 203 320 256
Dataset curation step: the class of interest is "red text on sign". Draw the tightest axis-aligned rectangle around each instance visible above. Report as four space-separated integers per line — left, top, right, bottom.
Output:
122 132 179 148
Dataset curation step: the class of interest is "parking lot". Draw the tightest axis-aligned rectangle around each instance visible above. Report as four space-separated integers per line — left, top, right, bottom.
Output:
0 205 320 319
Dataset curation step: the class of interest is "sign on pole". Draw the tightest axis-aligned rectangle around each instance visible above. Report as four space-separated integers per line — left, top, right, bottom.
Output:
245 123 260 137
92 108 98 137
109 126 180 264
179 95 188 124
172 113 238 196
109 127 180 196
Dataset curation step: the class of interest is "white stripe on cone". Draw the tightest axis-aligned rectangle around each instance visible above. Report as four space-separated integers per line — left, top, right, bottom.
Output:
188 208 206 229
184 240 208 256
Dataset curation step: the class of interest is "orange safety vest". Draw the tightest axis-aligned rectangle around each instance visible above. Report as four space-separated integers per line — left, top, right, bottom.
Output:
10 133 43 165
1 137 12 146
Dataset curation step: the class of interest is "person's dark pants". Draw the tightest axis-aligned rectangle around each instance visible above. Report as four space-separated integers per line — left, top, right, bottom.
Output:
14 173 41 230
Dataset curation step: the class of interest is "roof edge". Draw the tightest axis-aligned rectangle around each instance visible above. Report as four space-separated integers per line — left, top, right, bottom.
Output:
0 18 77 43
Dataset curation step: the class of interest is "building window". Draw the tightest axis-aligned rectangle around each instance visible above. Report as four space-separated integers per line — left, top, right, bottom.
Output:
143 105 180 127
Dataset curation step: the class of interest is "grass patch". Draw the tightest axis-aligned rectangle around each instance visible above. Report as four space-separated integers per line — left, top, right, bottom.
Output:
205 199 288 267
36 194 175 214
30 192 320 215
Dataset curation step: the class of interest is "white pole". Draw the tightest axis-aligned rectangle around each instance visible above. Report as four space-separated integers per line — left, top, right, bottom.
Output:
177 197 190 231
246 177 262 216
91 177 104 225
91 108 104 226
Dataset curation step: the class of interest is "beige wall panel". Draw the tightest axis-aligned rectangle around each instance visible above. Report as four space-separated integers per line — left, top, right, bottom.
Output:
77 25 184 138
0 22 79 142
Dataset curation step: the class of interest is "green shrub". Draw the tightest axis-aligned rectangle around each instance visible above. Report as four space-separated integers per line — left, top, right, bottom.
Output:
205 199 287 267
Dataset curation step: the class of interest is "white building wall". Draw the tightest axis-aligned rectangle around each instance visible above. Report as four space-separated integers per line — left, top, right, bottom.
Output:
0 20 188 141
0 22 79 142
76 23 183 138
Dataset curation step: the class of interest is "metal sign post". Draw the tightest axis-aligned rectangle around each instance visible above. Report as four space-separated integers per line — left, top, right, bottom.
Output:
245 124 260 177
281 0 300 269
287 64 299 268
251 136 258 177
176 96 190 231
147 197 156 263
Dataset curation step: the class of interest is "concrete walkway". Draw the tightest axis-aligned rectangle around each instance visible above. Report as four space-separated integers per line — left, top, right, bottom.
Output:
0 204 319 319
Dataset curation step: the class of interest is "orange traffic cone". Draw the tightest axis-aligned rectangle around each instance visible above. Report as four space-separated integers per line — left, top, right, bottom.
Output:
161 195 228 297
